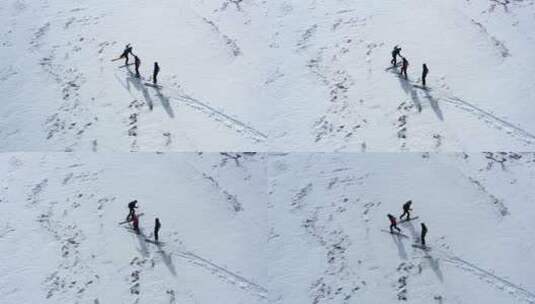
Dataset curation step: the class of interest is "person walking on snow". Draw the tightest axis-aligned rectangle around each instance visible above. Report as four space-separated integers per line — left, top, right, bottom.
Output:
400 200 412 221
154 218 161 242
134 55 141 78
132 213 140 234
391 45 402 66
152 62 160 85
420 223 428 246
118 44 133 65
388 214 401 233
401 56 409 79
422 63 429 87
127 200 138 221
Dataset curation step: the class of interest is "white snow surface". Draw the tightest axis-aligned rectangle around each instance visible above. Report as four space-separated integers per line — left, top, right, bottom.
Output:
1 152 535 303
268 152 535 303
1 0 535 151
0 152 268 303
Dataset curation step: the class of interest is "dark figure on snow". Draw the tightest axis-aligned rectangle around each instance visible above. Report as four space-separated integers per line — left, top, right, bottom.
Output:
388 214 401 233
420 222 428 246
127 200 138 221
134 55 141 78
119 44 133 65
400 200 412 221
391 45 402 66
153 62 160 85
154 218 161 242
422 63 429 87
132 213 140 234
401 57 409 79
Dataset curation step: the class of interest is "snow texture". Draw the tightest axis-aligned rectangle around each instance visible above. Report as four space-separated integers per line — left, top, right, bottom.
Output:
0 0 535 151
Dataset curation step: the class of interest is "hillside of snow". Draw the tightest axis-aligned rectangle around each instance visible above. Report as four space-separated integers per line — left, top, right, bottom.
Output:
1 0 535 152
0 152 268 303
2 152 535 303
268 152 535 303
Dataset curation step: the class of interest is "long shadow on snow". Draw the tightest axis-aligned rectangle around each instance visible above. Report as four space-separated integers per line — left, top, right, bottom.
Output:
123 67 154 111
403 221 444 282
124 66 174 118
147 86 175 118
155 241 177 276
395 73 445 121
397 75 422 112
130 226 150 257
391 233 408 260
424 253 444 283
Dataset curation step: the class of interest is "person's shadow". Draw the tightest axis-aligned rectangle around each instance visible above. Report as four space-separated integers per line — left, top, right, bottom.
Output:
130 226 149 257
423 89 443 121
397 76 422 112
148 86 175 118
424 252 444 282
157 244 177 276
124 66 154 111
391 233 408 260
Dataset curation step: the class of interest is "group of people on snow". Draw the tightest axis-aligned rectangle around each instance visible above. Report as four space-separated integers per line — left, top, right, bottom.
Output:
391 45 429 87
127 200 162 243
115 43 161 85
387 200 428 247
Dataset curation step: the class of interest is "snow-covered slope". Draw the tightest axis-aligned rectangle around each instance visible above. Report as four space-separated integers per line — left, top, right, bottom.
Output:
0 152 268 303
268 152 535 303
1 0 535 152
2 152 535 303
0 0 271 152
268 0 535 151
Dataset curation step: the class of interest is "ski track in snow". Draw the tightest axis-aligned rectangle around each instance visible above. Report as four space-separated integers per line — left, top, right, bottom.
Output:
442 255 535 304
173 250 269 300
393 73 535 146
114 69 267 144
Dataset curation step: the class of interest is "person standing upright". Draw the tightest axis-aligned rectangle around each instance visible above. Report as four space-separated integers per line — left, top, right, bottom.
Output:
152 62 160 85
401 57 409 79
134 55 141 78
420 223 428 247
154 218 161 242
422 63 429 87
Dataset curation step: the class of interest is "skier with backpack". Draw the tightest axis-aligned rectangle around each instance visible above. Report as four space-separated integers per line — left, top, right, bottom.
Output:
401 57 409 79
388 214 401 233
152 62 160 85
154 218 161 242
422 63 429 87
127 200 138 221
116 44 133 65
391 45 402 66
134 55 141 78
400 200 412 221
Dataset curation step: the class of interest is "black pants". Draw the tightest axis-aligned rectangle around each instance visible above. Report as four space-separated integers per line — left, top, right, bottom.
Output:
390 223 401 233
154 229 159 241
421 234 426 246
401 68 407 79
422 75 427 87
135 65 140 78
127 208 135 221
153 72 158 84
400 210 410 220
